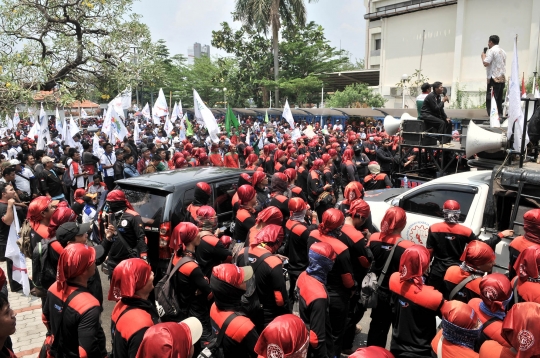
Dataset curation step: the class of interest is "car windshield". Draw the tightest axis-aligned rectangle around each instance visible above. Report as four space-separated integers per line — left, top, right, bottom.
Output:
121 187 167 226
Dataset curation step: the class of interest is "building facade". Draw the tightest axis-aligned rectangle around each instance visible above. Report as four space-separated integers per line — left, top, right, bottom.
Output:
187 42 211 65
364 0 540 110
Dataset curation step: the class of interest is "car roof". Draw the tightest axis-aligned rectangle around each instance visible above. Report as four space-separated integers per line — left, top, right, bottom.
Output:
421 170 491 186
116 167 253 192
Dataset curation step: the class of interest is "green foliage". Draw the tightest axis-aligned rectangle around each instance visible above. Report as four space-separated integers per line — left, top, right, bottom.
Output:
448 83 486 109
327 83 386 108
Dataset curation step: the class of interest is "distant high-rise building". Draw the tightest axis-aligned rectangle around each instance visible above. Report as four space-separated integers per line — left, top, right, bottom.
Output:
188 42 211 65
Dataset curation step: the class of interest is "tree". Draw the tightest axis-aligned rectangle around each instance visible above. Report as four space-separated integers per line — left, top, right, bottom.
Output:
234 0 318 105
0 0 151 110
327 83 386 108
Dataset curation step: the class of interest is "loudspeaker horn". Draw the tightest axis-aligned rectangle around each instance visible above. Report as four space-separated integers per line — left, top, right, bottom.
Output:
384 115 403 136
465 121 507 157
400 112 417 121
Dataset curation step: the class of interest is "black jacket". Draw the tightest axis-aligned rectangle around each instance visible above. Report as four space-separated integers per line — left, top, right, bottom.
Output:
38 169 64 197
376 147 395 172
420 91 447 120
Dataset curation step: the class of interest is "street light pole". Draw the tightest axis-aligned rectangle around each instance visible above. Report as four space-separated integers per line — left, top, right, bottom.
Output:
402 74 408 109
223 88 227 108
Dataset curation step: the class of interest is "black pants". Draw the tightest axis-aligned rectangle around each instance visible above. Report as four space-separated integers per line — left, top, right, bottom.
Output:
329 290 350 357
288 270 301 311
342 293 366 350
486 78 505 117
0 245 23 292
423 115 453 144
103 176 115 191
366 292 392 348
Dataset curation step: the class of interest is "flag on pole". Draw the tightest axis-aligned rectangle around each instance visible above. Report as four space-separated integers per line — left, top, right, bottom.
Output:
37 104 51 150
28 121 39 139
489 88 500 128
185 115 194 137
81 108 88 118
152 88 168 125
164 115 174 136
178 100 184 119
170 102 179 122
193 89 220 143
225 106 239 135
92 133 100 156
246 128 251 146
13 108 20 128
282 100 295 128
5 207 30 296
522 73 527 98
508 36 529 152
55 107 62 134
110 106 129 142
134 118 141 140
63 116 77 147
265 110 269 123
5 115 13 130
258 133 264 149
69 115 80 138
141 103 151 120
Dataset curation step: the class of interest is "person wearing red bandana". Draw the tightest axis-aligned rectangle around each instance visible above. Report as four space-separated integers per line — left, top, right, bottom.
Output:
296 242 336 358
508 208 540 279
511 245 540 305
42 244 107 358
443 240 495 302
247 206 283 247
427 199 511 292
236 224 290 332
340 149 359 188
26 196 57 252
168 222 213 355
231 174 253 215
307 208 355 357
367 207 415 348
268 172 290 221
254 314 309 358
264 143 276 175
224 144 240 168
252 171 269 211
109 258 158 358
209 264 259 358
209 143 224 167
348 347 394 358
186 182 212 225
479 302 540 358
284 168 308 203
431 300 482 358
389 245 444 357
104 190 148 277
245 153 260 170
468 273 513 348
296 154 309 195
233 185 258 244
194 206 232 277
274 150 287 173
136 317 203 358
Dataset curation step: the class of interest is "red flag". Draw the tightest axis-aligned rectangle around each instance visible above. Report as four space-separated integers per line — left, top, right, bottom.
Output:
522 72 526 98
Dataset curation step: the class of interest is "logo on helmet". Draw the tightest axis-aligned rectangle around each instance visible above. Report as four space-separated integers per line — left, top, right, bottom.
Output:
267 343 284 358
482 286 498 301
518 329 534 351
400 265 407 278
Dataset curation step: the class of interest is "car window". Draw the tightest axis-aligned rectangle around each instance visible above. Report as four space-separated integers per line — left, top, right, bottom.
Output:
121 187 167 226
214 181 237 215
401 189 475 222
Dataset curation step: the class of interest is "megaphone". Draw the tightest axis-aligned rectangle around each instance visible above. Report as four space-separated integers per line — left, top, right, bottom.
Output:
465 121 507 157
400 112 417 121
384 115 403 136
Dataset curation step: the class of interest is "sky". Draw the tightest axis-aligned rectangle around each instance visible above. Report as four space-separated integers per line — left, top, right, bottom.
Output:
132 0 366 62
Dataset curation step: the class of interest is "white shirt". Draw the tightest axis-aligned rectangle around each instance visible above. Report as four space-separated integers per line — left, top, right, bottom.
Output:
68 159 85 188
7 147 18 160
100 152 116 177
14 167 34 195
484 45 507 81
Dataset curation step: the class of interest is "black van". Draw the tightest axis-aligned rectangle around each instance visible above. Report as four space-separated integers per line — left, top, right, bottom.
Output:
115 167 253 268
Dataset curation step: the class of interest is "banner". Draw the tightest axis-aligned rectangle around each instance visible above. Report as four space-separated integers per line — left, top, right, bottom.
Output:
134 118 141 141
508 36 529 152
193 89 219 143
5 206 30 296
69 115 80 138
13 108 20 128
110 106 129 142
178 100 184 119
282 100 295 128
28 121 39 139
164 115 174 136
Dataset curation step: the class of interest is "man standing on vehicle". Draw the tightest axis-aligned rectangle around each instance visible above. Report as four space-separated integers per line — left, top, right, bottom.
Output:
482 35 506 117
426 199 513 292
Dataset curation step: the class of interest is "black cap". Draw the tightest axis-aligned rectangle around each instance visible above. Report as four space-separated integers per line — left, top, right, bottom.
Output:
57 222 92 244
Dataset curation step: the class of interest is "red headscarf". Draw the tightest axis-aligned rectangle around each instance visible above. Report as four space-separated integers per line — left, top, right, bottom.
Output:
246 153 259 167
106 190 134 210
399 245 430 292
169 222 199 252
284 168 296 182
136 320 198 358
459 240 495 268
254 224 284 252
252 171 267 189
74 189 86 203
342 148 354 162
254 314 309 358
175 157 187 168
296 154 306 166
319 208 344 235
321 154 331 164
501 302 540 358
349 347 394 358
479 273 512 312
343 181 364 204
212 263 250 288
380 207 406 240
108 258 152 301
310 159 324 172
514 245 540 282
348 199 370 219
57 244 96 293
237 184 256 205
256 207 283 226
523 209 540 244
48 207 77 239
27 196 51 223
0 267 6 290
288 197 307 213
244 146 254 157
441 300 480 329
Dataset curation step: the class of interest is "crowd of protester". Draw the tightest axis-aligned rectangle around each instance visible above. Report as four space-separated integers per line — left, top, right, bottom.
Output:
0 113 538 358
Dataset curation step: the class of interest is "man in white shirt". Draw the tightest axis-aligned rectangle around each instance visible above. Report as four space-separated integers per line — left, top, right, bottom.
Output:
100 142 116 191
482 35 507 117
334 119 343 131
13 159 34 200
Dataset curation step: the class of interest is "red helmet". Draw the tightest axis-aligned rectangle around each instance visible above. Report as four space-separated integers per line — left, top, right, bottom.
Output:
321 154 331 164
310 241 337 261
443 200 460 211
288 197 307 213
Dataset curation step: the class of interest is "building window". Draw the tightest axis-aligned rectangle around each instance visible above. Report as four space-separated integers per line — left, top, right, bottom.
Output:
375 39 381 51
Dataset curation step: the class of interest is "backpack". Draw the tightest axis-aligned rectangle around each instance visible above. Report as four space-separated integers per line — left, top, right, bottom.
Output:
31 239 58 298
17 219 33 258
154 255 193 321
240 247 271 318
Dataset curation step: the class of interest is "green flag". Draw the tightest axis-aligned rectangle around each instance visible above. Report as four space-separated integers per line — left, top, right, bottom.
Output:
186 115 194 136
265 110 269 123
225 106 239 135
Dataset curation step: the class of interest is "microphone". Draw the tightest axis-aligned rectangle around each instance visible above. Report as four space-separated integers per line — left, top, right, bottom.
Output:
442 87 447 97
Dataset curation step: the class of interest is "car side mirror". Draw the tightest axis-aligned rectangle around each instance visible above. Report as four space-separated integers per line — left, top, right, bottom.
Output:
391 198 400 207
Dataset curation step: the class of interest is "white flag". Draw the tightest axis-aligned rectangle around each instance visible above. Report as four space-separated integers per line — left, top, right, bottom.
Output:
258 133 264 149
170 102 179 121
92 133 100 156
282 100 295 128
134 118 141 140
102 107 113 141
164 115 174 136
55 107 63 133
178 100 184 119
13 108 20 128
5 207 30 296
246 128 251 146
193 89 219 143
64 116 77 148
81 108 88 118
109 105 129 142
6 115 13 130
508 36 529 152
37 104 51 150
291 127 301 141
152 88 168 124
489 88 500 128
120 88 132 109
69 115 80 138
28 121 39 139
179 114 187 141
141 103 151 120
